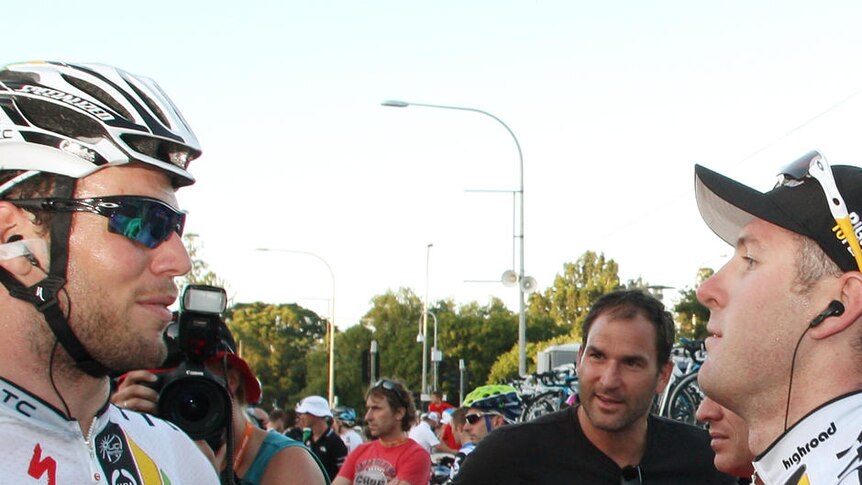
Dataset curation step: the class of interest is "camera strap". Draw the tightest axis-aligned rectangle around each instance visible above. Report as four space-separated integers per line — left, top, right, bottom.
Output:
232 420 255 472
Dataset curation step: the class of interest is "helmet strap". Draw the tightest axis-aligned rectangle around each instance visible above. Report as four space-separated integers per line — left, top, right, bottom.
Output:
0 176 108 377
484 415 494 433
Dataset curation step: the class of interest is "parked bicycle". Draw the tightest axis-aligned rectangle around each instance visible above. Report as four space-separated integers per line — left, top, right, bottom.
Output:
514 365 579 422
654 337 706 428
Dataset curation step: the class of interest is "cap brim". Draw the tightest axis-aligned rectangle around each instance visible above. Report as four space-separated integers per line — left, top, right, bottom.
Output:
694 164 807 248
209 352 261 405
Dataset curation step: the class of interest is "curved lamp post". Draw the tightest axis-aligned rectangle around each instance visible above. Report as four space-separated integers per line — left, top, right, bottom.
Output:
382 100 531 376
256 247 336 406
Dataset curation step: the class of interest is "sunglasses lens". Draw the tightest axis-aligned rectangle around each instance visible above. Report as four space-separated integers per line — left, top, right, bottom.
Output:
465 414 481 424
107 198 184 248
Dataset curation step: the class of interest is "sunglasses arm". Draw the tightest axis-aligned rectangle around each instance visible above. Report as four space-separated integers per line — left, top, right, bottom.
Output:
808 159 862 271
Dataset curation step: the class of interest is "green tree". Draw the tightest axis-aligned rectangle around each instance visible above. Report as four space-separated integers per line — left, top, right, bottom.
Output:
673 268 713 339
486 251 622 382
302 323 374 409
528 251 620 341
360 288 425 391
177 233 226 290
225 302 327 408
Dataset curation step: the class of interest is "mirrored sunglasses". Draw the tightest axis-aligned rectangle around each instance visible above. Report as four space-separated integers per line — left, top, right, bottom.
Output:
11 195 185 249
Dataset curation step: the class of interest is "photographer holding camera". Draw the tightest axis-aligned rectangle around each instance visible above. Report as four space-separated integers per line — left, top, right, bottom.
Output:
0 61 219 483
114 286 329 485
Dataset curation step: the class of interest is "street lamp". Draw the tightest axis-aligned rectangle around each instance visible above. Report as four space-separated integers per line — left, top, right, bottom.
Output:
428 311 441 392
421 243 433 401
256 247 336 406
382 99 532 376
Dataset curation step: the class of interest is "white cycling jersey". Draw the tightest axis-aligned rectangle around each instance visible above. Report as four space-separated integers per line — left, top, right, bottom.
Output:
754 391 862 485
0 376 219 484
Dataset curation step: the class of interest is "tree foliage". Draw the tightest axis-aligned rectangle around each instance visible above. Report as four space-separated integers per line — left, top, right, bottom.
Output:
178 233 226 290
528 251 620 341
206 247 710 413
480 251 623 381
673 268 713 339
225 302 327 408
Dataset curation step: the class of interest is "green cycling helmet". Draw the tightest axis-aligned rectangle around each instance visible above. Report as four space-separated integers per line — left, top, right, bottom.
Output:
463 384 523 423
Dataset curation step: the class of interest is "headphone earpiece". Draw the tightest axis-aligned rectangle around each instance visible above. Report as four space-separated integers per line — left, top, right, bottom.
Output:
4 235 41 268
809 300 845 327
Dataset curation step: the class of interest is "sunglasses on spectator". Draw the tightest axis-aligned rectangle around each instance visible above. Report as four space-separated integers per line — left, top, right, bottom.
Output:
777 150 862 270
11 196 186 249
620 465 642 485
464 412 499 425
372 379 408 407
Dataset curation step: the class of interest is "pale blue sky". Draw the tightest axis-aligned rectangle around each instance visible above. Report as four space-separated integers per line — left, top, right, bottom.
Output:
9 1 862 327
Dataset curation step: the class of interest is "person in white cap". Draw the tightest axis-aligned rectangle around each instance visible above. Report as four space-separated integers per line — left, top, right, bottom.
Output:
297 395 349 481
409 411 456 455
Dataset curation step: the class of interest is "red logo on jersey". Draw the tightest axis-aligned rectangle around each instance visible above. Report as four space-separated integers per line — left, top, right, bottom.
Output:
28 444 57 485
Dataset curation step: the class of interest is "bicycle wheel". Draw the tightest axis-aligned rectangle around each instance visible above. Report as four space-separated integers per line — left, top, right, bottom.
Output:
521 392 559 422
664 371 706 428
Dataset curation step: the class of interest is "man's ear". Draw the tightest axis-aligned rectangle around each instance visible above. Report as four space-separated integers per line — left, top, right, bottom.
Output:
225 367 243 398
393 406 406 423
0 201 44 278
655 360 674 395
810 273 862 340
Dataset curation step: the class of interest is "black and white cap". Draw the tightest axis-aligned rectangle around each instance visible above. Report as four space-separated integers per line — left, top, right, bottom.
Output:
695 160 862 273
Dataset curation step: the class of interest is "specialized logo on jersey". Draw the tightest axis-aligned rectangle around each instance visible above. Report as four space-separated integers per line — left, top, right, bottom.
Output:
28 443 57 485
95 422 173 485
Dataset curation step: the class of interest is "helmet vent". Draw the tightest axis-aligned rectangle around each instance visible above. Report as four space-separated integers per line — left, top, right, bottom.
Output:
126 81 170 127
62 74 133 121
16 97 105 140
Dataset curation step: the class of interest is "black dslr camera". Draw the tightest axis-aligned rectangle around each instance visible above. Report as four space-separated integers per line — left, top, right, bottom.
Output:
148 285 233 449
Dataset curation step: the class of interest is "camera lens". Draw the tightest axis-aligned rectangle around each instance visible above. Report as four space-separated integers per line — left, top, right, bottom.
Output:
158 373 230 441
177 387 212 421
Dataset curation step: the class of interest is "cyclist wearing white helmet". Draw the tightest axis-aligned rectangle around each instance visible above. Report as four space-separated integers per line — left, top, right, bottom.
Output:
454 290 735 484
0 61 218 483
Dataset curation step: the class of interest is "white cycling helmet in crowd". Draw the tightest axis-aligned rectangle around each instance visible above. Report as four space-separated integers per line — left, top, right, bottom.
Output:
0 60 202 376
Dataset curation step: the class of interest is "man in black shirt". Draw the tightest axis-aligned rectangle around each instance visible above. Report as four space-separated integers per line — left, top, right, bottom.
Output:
453 290 735 484
297 395 348 481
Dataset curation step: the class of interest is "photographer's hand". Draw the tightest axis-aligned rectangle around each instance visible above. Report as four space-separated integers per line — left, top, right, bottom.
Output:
111 369 160 414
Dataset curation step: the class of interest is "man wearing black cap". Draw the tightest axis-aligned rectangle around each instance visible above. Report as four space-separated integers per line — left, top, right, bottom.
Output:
694 150 862 485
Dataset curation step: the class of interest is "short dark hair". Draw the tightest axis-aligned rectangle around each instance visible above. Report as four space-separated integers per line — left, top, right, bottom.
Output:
366 378 416 432
0 171 58 229
268 409 285 422
581 289 675 366
451 407 468 429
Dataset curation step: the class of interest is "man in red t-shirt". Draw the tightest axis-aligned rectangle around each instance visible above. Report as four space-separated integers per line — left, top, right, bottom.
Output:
438 408 460 451
428 391 459 451
333 379 430 485
427 391 454 415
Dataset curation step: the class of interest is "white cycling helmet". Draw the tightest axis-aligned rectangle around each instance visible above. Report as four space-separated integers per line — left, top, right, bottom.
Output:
0 60 200 194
